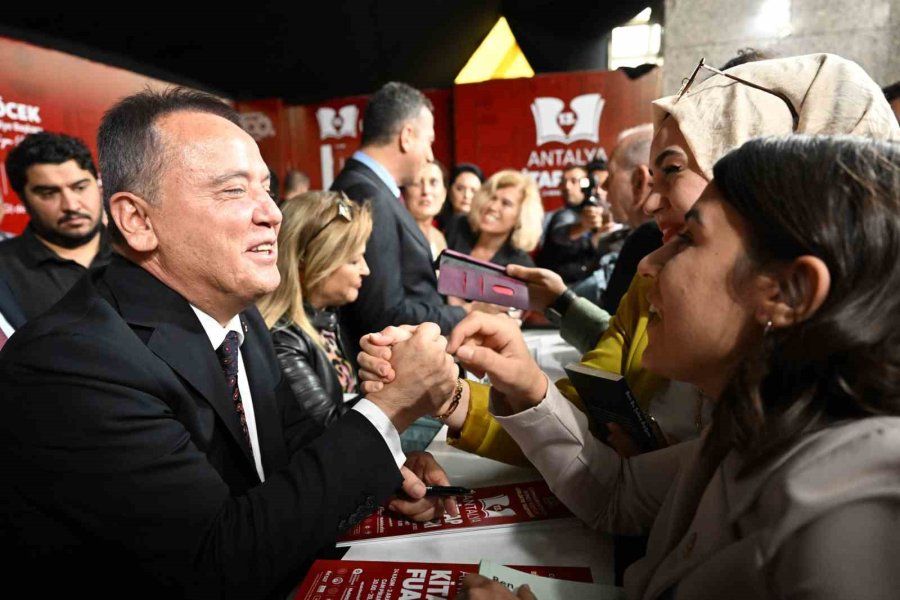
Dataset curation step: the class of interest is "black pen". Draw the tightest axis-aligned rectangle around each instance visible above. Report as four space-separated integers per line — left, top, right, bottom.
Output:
424 485 473 497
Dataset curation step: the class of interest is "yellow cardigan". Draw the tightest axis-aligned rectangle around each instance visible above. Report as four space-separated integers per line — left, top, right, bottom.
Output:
449 275 666 466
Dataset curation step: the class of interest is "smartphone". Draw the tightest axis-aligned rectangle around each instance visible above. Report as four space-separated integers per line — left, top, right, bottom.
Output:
436 249 530 310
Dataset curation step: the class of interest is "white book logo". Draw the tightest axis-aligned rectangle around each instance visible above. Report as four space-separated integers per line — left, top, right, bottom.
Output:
239 112 275 141
479 494 517 518
316 105 359 140
530 93 604 146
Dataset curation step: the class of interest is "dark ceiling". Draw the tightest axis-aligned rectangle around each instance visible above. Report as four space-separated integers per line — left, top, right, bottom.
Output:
1 0 659 104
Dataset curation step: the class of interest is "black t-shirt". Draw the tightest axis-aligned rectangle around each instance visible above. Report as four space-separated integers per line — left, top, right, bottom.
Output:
0 226 113 322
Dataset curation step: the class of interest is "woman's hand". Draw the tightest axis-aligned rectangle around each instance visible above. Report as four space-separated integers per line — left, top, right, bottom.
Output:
505 265 566 312
447 313 547 413
457 575 536 600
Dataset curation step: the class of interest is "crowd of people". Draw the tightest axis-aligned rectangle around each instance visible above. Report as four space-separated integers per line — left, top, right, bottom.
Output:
0 51 898 600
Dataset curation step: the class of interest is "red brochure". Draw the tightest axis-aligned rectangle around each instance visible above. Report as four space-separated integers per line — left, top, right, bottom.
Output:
337 480 572 545
293 559 593 600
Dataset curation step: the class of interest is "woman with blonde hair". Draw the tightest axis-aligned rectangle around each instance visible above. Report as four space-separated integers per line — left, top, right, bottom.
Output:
257 191 372 427
446 169 544 268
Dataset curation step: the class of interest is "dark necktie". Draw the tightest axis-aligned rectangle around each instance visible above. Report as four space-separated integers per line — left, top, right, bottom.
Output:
216 330 253 456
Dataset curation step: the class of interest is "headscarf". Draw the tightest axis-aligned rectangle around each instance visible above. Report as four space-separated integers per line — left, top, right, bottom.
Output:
652 53 900 179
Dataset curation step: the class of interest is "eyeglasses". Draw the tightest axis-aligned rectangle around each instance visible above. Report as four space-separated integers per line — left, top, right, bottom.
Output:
306 194 354 248
676 57 800 132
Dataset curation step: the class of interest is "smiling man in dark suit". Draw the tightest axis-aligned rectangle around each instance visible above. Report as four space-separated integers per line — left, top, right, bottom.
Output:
331 82 466 356
0 88 459 600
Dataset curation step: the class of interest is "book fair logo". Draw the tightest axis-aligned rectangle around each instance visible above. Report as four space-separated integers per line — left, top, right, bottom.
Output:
478 494 517 519
524 93 607 194
239 111 275 141
316 105 359 140
530 93 604 146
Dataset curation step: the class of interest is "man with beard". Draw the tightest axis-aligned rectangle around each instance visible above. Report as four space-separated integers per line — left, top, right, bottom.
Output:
0 132 111 321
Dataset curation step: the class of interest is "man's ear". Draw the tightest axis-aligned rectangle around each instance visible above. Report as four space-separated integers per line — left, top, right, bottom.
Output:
108 191 159 253
754 256 831 329
398 121 415 154
632 165 652 204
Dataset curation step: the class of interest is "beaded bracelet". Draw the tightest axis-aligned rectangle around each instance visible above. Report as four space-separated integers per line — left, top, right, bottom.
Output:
435 378 464 422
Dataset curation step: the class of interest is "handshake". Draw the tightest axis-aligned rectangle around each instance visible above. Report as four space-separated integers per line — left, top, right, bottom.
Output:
360 314 550 432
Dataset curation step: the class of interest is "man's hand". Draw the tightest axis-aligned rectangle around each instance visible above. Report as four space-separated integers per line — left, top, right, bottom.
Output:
447 313 547 413
457 575 536 600
505 265 566 312
389 451 460 522
367 323 458 431
358 325 416 394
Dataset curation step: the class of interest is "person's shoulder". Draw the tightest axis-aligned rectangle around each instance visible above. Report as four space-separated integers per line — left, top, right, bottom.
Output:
332 159 385 200
0 234 25 258
734 417 900 544
270 319 314 352
0 275 150 388
781 417 900 479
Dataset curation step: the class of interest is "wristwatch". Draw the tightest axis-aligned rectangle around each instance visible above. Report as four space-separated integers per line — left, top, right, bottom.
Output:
544 288 578 324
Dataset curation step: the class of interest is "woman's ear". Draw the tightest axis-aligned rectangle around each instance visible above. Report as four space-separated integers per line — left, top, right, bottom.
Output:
755 256 831 328
108 191 159 253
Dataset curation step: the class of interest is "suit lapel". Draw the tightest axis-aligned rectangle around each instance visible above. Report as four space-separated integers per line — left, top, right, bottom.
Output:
102 256 255 467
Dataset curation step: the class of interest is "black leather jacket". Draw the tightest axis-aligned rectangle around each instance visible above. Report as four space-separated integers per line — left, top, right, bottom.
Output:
270 306 357 428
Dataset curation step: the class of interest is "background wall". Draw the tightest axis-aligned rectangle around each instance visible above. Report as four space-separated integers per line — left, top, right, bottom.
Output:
0 36 178 234
662 0 900 95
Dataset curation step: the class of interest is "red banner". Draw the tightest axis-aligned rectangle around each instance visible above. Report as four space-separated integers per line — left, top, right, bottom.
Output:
454 69 661 211
0 36 179 235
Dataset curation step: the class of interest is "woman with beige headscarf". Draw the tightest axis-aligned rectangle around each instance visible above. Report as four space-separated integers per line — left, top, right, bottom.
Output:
359 54 898 464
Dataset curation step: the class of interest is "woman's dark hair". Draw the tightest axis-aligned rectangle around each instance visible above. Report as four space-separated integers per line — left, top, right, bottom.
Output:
437 163 485 230
709 135 900 470
449 162 484 185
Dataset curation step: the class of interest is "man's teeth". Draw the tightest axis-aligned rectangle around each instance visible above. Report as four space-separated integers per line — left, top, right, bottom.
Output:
251 243 274 253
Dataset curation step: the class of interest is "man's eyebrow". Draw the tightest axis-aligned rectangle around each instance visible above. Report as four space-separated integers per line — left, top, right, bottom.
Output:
653 147 687 169
684 207 703 225
29 184 62 193
208 171 251 187
66 178 92 188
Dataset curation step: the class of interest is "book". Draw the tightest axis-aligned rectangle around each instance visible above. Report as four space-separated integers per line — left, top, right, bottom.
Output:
293 559 595 600
478 560 625 600
337 480 572 545
563 363 659 453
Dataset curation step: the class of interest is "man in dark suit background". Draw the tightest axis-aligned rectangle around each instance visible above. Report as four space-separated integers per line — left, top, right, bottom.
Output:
0 88 460 599
331 82 466 356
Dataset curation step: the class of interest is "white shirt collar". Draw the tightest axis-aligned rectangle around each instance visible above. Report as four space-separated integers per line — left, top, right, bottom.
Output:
189 305 245 350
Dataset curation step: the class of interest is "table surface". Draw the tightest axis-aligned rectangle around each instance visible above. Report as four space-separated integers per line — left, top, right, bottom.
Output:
343 427 615 584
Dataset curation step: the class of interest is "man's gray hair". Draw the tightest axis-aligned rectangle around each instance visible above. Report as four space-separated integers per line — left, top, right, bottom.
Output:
97 87 242 244
613 123 654 172
360 82 433 147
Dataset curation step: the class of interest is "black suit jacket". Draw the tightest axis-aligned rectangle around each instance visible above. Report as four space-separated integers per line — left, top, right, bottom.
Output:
0 256 401 600
331 158 465 356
